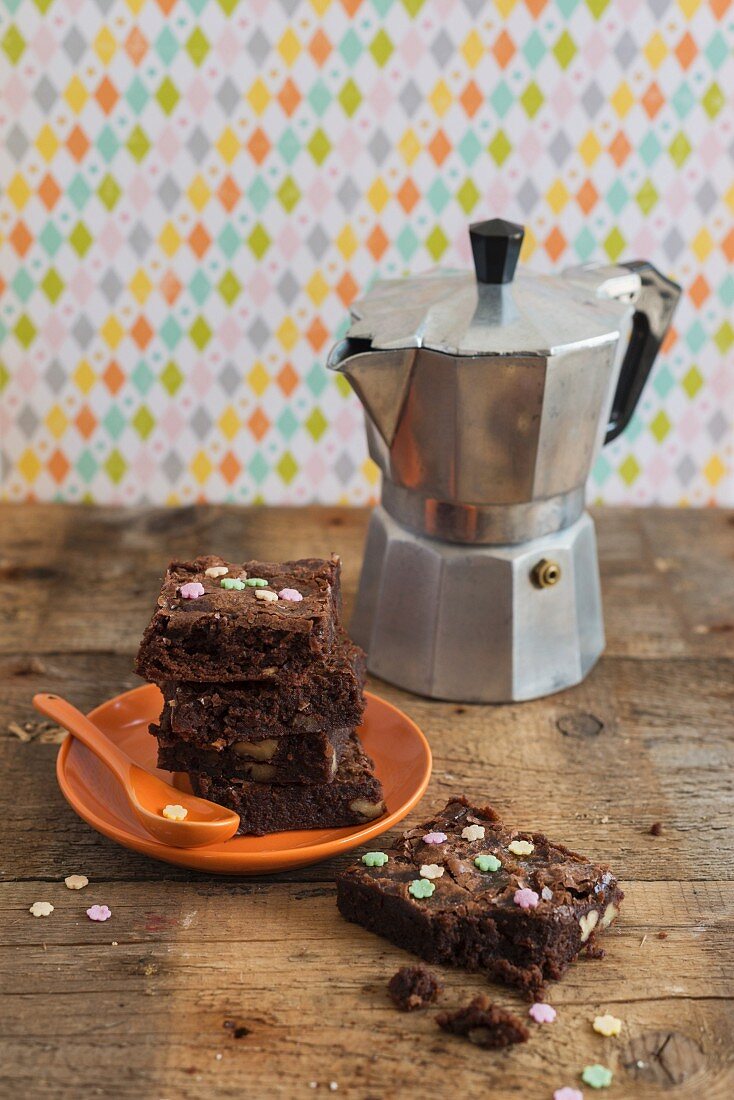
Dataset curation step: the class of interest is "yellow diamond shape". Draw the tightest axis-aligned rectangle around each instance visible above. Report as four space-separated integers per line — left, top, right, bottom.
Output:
73 359 96 394
101 315 124 349
276 316 299 352
191 450 212 485
18 449 41 482
45 405 68 439
64 76 88 113
310 0 329 13
248 361 270 396
578 131 602 166
644 32 668 69
495 0 517 15
520 225 537 260
94 27 117 64
461 30 483 68
398 128 420 166
724 183 734 214
336 224 358 260
129 269 152 304
35 125 59 162
610 81 634 118
278 28 301 65
8 173 31 208
187 175 211 211
218 407 241 440
429 79 452 117
306 271 329 306
217 126 239 164
158 222 181 257
678 0 702 17
691 228 714 261
367 177 389 213
546 179 570 214
362 457 380 486
704 454 726 486
247 79 270 116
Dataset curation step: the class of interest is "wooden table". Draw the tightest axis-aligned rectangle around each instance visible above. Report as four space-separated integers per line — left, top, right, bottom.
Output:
2 504 733 1099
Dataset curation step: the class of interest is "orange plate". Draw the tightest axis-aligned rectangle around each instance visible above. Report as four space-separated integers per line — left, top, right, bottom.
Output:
56 684 432 875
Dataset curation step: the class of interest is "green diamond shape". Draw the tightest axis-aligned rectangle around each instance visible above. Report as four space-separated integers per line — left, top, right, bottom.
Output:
668 132 691 167
490 81 513 118
248 176 270 213
160 360 183 395
307 128 331 165
606 179 628 215
277 450 298 485
277 127 300 165
156 77 180 116
396 225 419 261
68 174 91 210
308 80 331 117
131 360 154 394
635 179 658 215
520 81 544 118
705 32 727 70
305 407 327 441
126 77 149 115
132 405 155 440
714 321 733 354
97 174 121 211
339 29 362 66
160 317 182 350
69 222 93 257
12 269 33 302
425 226 449 261
618 454 640 486
247 223 271 259
104 449 127 484
370 29 393 67
586 0 610 18
639 132 661 166
553 30 577 69
458 131 482 166
334 372 352 399
14 314 36 348
681 365 703 398
427 179 450 214
218 224 240 258
126 125 151 163
97 125 120 162
306 362 328 397
649 410 671 442
218 270 241 304
277 176 300 213
103 406 125 440
33 0 55 13
76 450 97 483
39 222 62 256
456 178 480 215
0 361 9 392
2 26 26 64
189 316 212 350
574 227 596 261
402 0 425 15
702 82 724 119
523 31 546 68
155 27 178 65
603 227 625 261
186 27 210 65
277 408 298 440
217 0 238 14
488 130 512 166
189 270 211 306
42 268 64 303
249 451 268 484
338 78 361 117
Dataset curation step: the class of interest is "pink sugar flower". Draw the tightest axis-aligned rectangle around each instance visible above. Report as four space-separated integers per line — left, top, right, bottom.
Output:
86 904 112 922
179 582 205 599
278 588 303 601
553 1090 583 1100
513 887 539 910
422 832 447 845
529 1003 557 1023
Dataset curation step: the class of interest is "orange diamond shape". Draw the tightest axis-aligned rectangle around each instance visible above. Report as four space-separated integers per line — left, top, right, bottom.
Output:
337 272 358 306
397 178 420 213
641 81 664 119
9 220 32 256
661 326 677 353
460 80 482 118
366 225 389 260
125 27 148 64
160 270 182 305
492 30 516 69
278 78 301 117
39 173 61 210
576 179 598 214
189 223 211 258
103 360 125 395
544 227 567 262
248 408 270 441
428 130 450 166
131 315 153 350
156 0 177 14
689 274 710 308
341 0 361 15
722 228 734 263
247 127 270 165
75 406 97 439
220 451 241 485
309 29 331 66
95 77 119 114
277 362 299 397
48 449 70 483
675 31 697 69
67 125 90 162
218 175 241 212
307 317 328 352
526 0 547 15
609 130 631 167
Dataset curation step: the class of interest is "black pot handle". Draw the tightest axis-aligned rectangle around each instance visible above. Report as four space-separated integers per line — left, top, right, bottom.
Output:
605 261 682 444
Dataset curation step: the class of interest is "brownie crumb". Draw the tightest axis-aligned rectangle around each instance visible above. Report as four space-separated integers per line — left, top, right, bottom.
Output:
388 965 442 1011
649 821 663 836
658 930 668 939
436 995 529 1049
584 942 606 960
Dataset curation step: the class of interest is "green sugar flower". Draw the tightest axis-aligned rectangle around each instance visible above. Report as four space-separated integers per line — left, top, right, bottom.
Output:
361 852 389 868
474 853 502 873
221 578 246 590
408 879 435 899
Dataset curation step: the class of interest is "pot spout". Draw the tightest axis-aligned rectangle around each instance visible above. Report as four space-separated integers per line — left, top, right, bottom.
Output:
326 338 416 448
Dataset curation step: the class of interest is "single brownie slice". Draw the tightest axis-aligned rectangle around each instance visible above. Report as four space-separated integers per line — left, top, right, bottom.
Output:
160 641 366 746
190 733 385 835
154 715 351 785
135 555 342 683
336 797 623 999
387 965 442 1011
437 996 528 1048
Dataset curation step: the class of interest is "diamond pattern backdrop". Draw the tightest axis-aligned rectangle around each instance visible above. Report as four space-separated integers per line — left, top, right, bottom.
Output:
1 0 732 505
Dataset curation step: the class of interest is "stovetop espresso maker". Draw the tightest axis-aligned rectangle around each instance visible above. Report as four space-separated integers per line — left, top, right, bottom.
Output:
328 219 680 701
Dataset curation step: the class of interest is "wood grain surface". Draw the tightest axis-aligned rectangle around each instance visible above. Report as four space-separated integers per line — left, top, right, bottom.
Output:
1 504 733 1099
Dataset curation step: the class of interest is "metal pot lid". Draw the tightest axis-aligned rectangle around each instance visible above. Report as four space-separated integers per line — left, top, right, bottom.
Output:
345 219 632 358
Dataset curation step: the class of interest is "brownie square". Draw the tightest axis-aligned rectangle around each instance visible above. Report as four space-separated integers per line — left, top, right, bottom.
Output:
336 797 623 999
190 733 385 835
159 640 366 745
135 555 342 682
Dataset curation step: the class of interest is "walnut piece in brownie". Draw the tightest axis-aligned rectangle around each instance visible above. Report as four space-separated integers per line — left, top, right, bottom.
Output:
437 996 529 1048
336 797 623 999
387 965 442 1011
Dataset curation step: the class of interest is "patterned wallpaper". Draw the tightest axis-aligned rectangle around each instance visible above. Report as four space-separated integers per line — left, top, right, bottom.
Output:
1 0 732 507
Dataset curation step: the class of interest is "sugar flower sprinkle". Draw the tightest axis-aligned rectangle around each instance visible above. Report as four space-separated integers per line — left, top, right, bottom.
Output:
529 1003 557 1023
162 804 188 821
245 577 268 587
204 566 229 578
422 832 447 845
64 874 89 890
179 581 205 599
513 888 539 910
221 578 246 590
582 1064 613 1089
408 879 435 899
278 588 303 601
86 904 112 922
30 901 54 917
255 588 279 602
361 852 388 867
419 864 444 880
553 1090 583 1100
474 854 501 873
593 1014 622 1037
508 839 534 856
461 824 485 842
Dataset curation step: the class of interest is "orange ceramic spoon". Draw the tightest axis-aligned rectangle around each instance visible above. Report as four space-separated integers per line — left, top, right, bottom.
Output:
33 693 240 847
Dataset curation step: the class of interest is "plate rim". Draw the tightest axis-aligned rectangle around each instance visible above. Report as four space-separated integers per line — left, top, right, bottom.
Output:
56 683 432 874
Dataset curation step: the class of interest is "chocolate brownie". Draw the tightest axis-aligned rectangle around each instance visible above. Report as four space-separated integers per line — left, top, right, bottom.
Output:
437 996 529 1048
190 733 385 835
159 642 365 746
135 555 342 683
387 965 442 1011
154 716 351 785
336 797 623 999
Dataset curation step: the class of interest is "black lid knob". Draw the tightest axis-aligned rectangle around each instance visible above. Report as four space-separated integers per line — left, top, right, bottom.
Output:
469 218 525 284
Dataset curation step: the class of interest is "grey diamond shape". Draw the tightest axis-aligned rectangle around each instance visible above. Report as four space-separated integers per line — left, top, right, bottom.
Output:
663 227 684 261
277 271 299 307
100 268 123 304
7 125 29 160
430 30 453 68
44 359 66 394
187 127 211 164
17 404 40 437
162 451 184 483
247 28 271 64
334 451 356 485
336 178 360 213
614 32 637 68
129 221 153 258
95 0 116 12
517 179 540 215
34 76 56 113
248 317 270 351
708 409 729 443
157 174 181 211
218 362 241 396
216 77 239 115
190 408 213 439
549 131 572 167
306 224 329 260
72 315 94 350
461 0 485 15
581 81 605 119
399 80 422 119
280 0 299 14
63 27 86 65
648 0 673 15
0 449 9 484
675 454 696 486
695 181 717 215
368 130 391 167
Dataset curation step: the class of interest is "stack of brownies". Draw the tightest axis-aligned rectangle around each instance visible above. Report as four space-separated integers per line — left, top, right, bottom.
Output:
135 554 385 835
